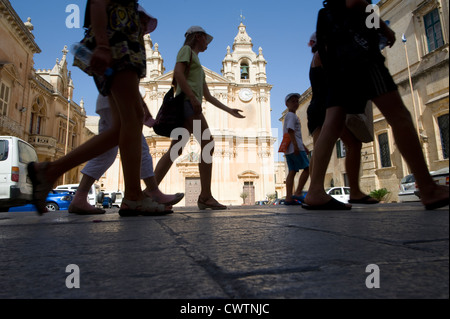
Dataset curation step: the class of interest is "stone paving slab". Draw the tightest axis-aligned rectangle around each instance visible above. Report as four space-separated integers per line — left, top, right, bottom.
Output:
0 202 447 301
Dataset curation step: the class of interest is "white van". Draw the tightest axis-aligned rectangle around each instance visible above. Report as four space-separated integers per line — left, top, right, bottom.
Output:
55 183 103 208
0 136 38 212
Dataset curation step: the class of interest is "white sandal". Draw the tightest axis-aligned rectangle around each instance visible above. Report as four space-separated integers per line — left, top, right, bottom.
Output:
119 197 173 217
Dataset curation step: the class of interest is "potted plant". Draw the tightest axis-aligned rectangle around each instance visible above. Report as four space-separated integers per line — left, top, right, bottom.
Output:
369 188 390 203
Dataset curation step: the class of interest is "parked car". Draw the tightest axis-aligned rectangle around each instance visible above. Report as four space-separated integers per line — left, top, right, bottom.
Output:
398 174 419 202
255 200 268 205
8 190 73 212
55 183 103 208
0 136 38 212
272 199 286 205
102 195 113 209
326 187 350 203
112 191 123 208
431 167 449 187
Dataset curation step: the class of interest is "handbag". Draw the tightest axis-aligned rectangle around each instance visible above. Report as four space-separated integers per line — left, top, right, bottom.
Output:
346 101 374 143
278 133 291 153
152 87 185 137
153 51 193 138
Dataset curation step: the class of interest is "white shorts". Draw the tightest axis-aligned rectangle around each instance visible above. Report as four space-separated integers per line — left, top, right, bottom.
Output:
81 108 154 180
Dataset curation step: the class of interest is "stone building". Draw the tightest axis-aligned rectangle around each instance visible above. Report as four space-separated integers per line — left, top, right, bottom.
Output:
0 0 88 186
99 23 277 206
286 0 449 202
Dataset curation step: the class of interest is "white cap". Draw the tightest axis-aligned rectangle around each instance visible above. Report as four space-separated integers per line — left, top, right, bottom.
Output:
285 93 301 105
308 32 317 47
185 26 213 44
138 5 158 34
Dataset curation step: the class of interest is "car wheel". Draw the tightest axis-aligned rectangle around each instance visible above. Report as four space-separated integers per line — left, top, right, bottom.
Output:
97 192 104 204
46 202 59 211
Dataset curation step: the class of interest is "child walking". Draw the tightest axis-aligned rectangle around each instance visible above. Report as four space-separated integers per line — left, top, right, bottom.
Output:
282 93 310 205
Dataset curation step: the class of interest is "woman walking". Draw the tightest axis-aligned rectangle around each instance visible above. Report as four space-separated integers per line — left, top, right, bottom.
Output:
28 0 169 216
154 26 245 210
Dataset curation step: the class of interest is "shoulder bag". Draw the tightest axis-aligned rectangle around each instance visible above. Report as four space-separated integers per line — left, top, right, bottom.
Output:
153 50 193 138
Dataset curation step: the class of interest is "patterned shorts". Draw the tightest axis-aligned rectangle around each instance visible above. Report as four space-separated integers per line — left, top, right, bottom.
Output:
73 0 146 95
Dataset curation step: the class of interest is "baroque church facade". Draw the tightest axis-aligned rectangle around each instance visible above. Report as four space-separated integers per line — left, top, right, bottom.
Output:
99 23 277 206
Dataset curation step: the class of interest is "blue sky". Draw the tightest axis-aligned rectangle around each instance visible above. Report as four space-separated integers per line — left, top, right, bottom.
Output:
11 0 327 159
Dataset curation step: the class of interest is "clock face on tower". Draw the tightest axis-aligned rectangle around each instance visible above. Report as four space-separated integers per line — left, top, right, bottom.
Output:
239 88 253 102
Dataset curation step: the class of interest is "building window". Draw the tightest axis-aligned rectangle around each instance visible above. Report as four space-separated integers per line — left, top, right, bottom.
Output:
0 82 11 116
378 132 392 168
424 8 444 52
438 114 449 159
336 139 346 159
58 120 66 144
29 100 45 135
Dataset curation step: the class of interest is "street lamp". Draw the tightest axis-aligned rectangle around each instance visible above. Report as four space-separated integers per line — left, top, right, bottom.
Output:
62 84 73 185
402 34 421 136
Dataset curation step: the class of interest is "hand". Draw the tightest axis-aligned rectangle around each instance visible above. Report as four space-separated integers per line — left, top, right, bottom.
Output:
229 108 245 118
190 96 203 115
383 26 396 48
90 46 112 76
142 101 156 128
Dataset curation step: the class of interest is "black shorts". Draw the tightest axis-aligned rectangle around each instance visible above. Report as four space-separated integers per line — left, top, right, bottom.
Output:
326 61 398 114
307 99 326 135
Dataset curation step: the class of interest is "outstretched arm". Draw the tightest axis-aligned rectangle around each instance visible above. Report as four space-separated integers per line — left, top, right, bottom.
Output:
203 82 245 118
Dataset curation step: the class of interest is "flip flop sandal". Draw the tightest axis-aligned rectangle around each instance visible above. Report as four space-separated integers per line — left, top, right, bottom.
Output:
301 197 352 211
425 198 449 210
348 195 379 204
27 162 52 215
119 198 173 217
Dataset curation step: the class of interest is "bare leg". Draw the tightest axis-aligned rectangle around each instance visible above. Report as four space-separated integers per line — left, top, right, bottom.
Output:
285 170 296 202
70 175 95 208
304 106 351 207
294 167 309 197
154 124 190 185
192 114 225 209
109 70 146 202
143 176 184 206
373 91 449 207
195 114 215 200
308 127 322 182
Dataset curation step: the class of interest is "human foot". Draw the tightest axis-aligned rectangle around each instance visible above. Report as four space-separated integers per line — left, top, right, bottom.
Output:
304 192 352 210
420 185 449 210
119 197 173 217
27 162 54 215
68 202 106 215
143 189 184 206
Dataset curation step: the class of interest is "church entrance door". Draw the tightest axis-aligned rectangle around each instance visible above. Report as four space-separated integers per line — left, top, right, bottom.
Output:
185 177 201 207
